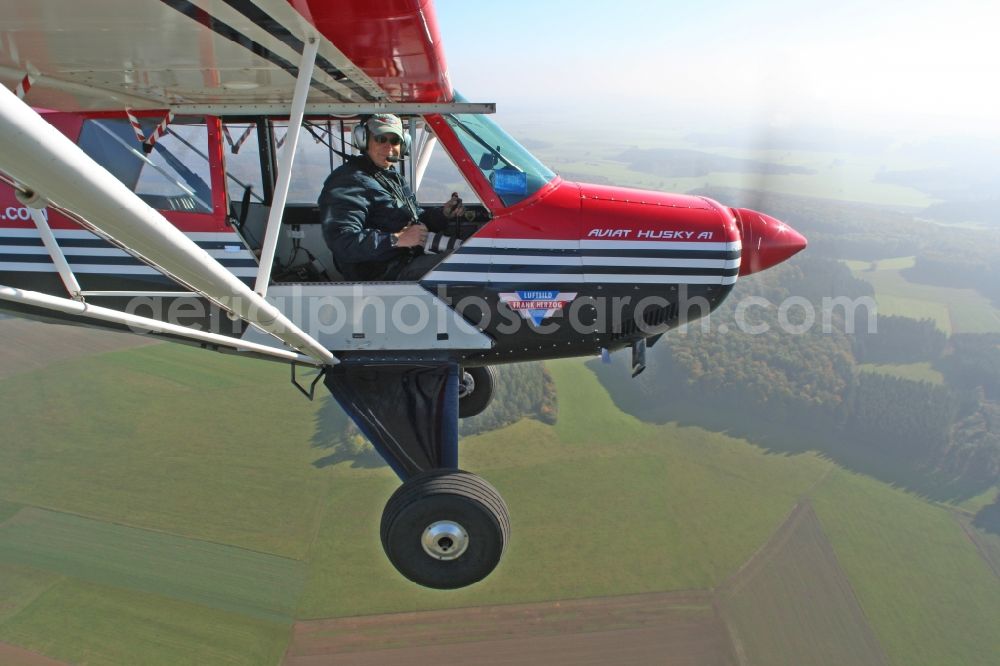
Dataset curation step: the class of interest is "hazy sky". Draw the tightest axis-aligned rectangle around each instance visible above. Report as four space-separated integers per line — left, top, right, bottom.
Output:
436 0 1000 138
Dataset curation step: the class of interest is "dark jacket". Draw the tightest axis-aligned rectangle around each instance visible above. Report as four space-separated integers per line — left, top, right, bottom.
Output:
318 155 446 281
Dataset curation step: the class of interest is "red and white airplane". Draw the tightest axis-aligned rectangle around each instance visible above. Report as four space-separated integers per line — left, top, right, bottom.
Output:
0 0 805 588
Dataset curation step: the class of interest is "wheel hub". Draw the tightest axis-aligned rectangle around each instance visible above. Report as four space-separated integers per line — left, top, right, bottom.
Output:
458 371 475 399
421 520 469 560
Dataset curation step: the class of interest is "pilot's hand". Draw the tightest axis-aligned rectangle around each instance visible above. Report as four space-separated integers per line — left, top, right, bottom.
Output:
443 192 465 219
394 223 428 248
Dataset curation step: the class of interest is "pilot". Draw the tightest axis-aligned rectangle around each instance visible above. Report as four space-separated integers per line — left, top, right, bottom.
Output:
318 113 464 281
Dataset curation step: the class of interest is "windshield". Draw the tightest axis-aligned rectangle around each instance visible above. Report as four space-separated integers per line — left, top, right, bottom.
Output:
444 109 555 207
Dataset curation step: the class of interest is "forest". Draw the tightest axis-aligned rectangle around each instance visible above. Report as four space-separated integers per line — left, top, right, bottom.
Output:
593 254 1000 509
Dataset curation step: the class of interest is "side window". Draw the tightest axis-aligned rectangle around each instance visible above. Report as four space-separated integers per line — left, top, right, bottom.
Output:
221 122 266 206
77 117 213 213
280 120 350 204
251 118 482 207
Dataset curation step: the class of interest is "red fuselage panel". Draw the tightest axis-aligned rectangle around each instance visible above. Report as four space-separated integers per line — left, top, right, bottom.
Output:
468 180 739 246
580 184 739 246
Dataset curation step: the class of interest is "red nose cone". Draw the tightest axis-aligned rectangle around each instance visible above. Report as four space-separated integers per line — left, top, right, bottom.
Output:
733 208 807 276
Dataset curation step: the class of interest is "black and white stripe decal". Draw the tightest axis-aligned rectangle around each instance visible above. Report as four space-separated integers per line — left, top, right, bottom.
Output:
0 229 257 278
423 238 742 285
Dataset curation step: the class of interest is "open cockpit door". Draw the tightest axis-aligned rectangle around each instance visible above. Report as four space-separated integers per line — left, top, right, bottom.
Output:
216 113 490 285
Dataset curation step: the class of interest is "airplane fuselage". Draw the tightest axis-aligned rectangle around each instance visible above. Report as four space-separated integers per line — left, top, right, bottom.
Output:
0 110 805 365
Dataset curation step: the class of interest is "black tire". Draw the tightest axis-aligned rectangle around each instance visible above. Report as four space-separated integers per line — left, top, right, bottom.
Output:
458 365 497 418
380 469 510 589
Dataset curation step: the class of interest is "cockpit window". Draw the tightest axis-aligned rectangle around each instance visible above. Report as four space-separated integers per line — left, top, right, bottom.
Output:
444 107 555 207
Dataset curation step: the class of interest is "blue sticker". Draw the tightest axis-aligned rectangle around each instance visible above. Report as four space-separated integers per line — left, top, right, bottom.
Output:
499 291 577 326
492 169 528 195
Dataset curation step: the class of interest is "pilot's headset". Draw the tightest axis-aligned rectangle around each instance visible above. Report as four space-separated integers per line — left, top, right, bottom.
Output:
351 114 411 157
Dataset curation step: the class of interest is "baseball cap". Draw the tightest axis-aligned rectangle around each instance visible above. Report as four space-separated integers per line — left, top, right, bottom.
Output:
366 113 404 139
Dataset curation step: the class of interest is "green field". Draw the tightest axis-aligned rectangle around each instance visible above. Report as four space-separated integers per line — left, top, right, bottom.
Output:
845 256 1000 334
845 257 919 272
0 581 289 666
720 502 888 666
0 562 61 625
0 344 329 663
0 507 304 622
2 339 1000 664
0 499 21 525
718 468 1000 666
859 362 944 384
812 469 1000 666
956 485 1000 513
298 358 832 617
0 344 331 560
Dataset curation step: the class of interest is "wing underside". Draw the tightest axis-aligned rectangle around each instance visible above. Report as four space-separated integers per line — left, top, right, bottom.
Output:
0 0 451 112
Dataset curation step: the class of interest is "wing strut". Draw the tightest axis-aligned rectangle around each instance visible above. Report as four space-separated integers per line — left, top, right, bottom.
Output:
254 36 320 297
0 285 320 366
22 198 82 300
412 131 438 194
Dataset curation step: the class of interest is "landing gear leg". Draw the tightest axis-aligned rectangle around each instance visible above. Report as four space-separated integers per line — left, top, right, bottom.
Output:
323 359 510 588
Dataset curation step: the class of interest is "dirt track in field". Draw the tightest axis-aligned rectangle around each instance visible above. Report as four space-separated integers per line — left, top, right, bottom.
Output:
284 591 737 666
0 642 68 666
0 317 156 379
954 511 1000 581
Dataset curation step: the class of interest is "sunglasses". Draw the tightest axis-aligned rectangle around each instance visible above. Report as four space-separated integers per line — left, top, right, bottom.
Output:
373 134 402 146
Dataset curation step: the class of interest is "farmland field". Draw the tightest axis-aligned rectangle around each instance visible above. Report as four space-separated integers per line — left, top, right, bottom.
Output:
0 581 289 666
845 256 1000 334
719 502 887 666
0 507 305 621
844 257 918 272
285 592 735 666
1 322 1000 664
858 362 944 384
0 343 332 560
296 358 832 618
0 499 21 525
0 318 154 381
0 562 60 625
0 641 66 666
955 484 1000 513
812 469 1000 666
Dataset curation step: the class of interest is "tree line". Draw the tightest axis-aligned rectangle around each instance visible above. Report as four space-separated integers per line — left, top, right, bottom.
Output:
853 315 946 363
